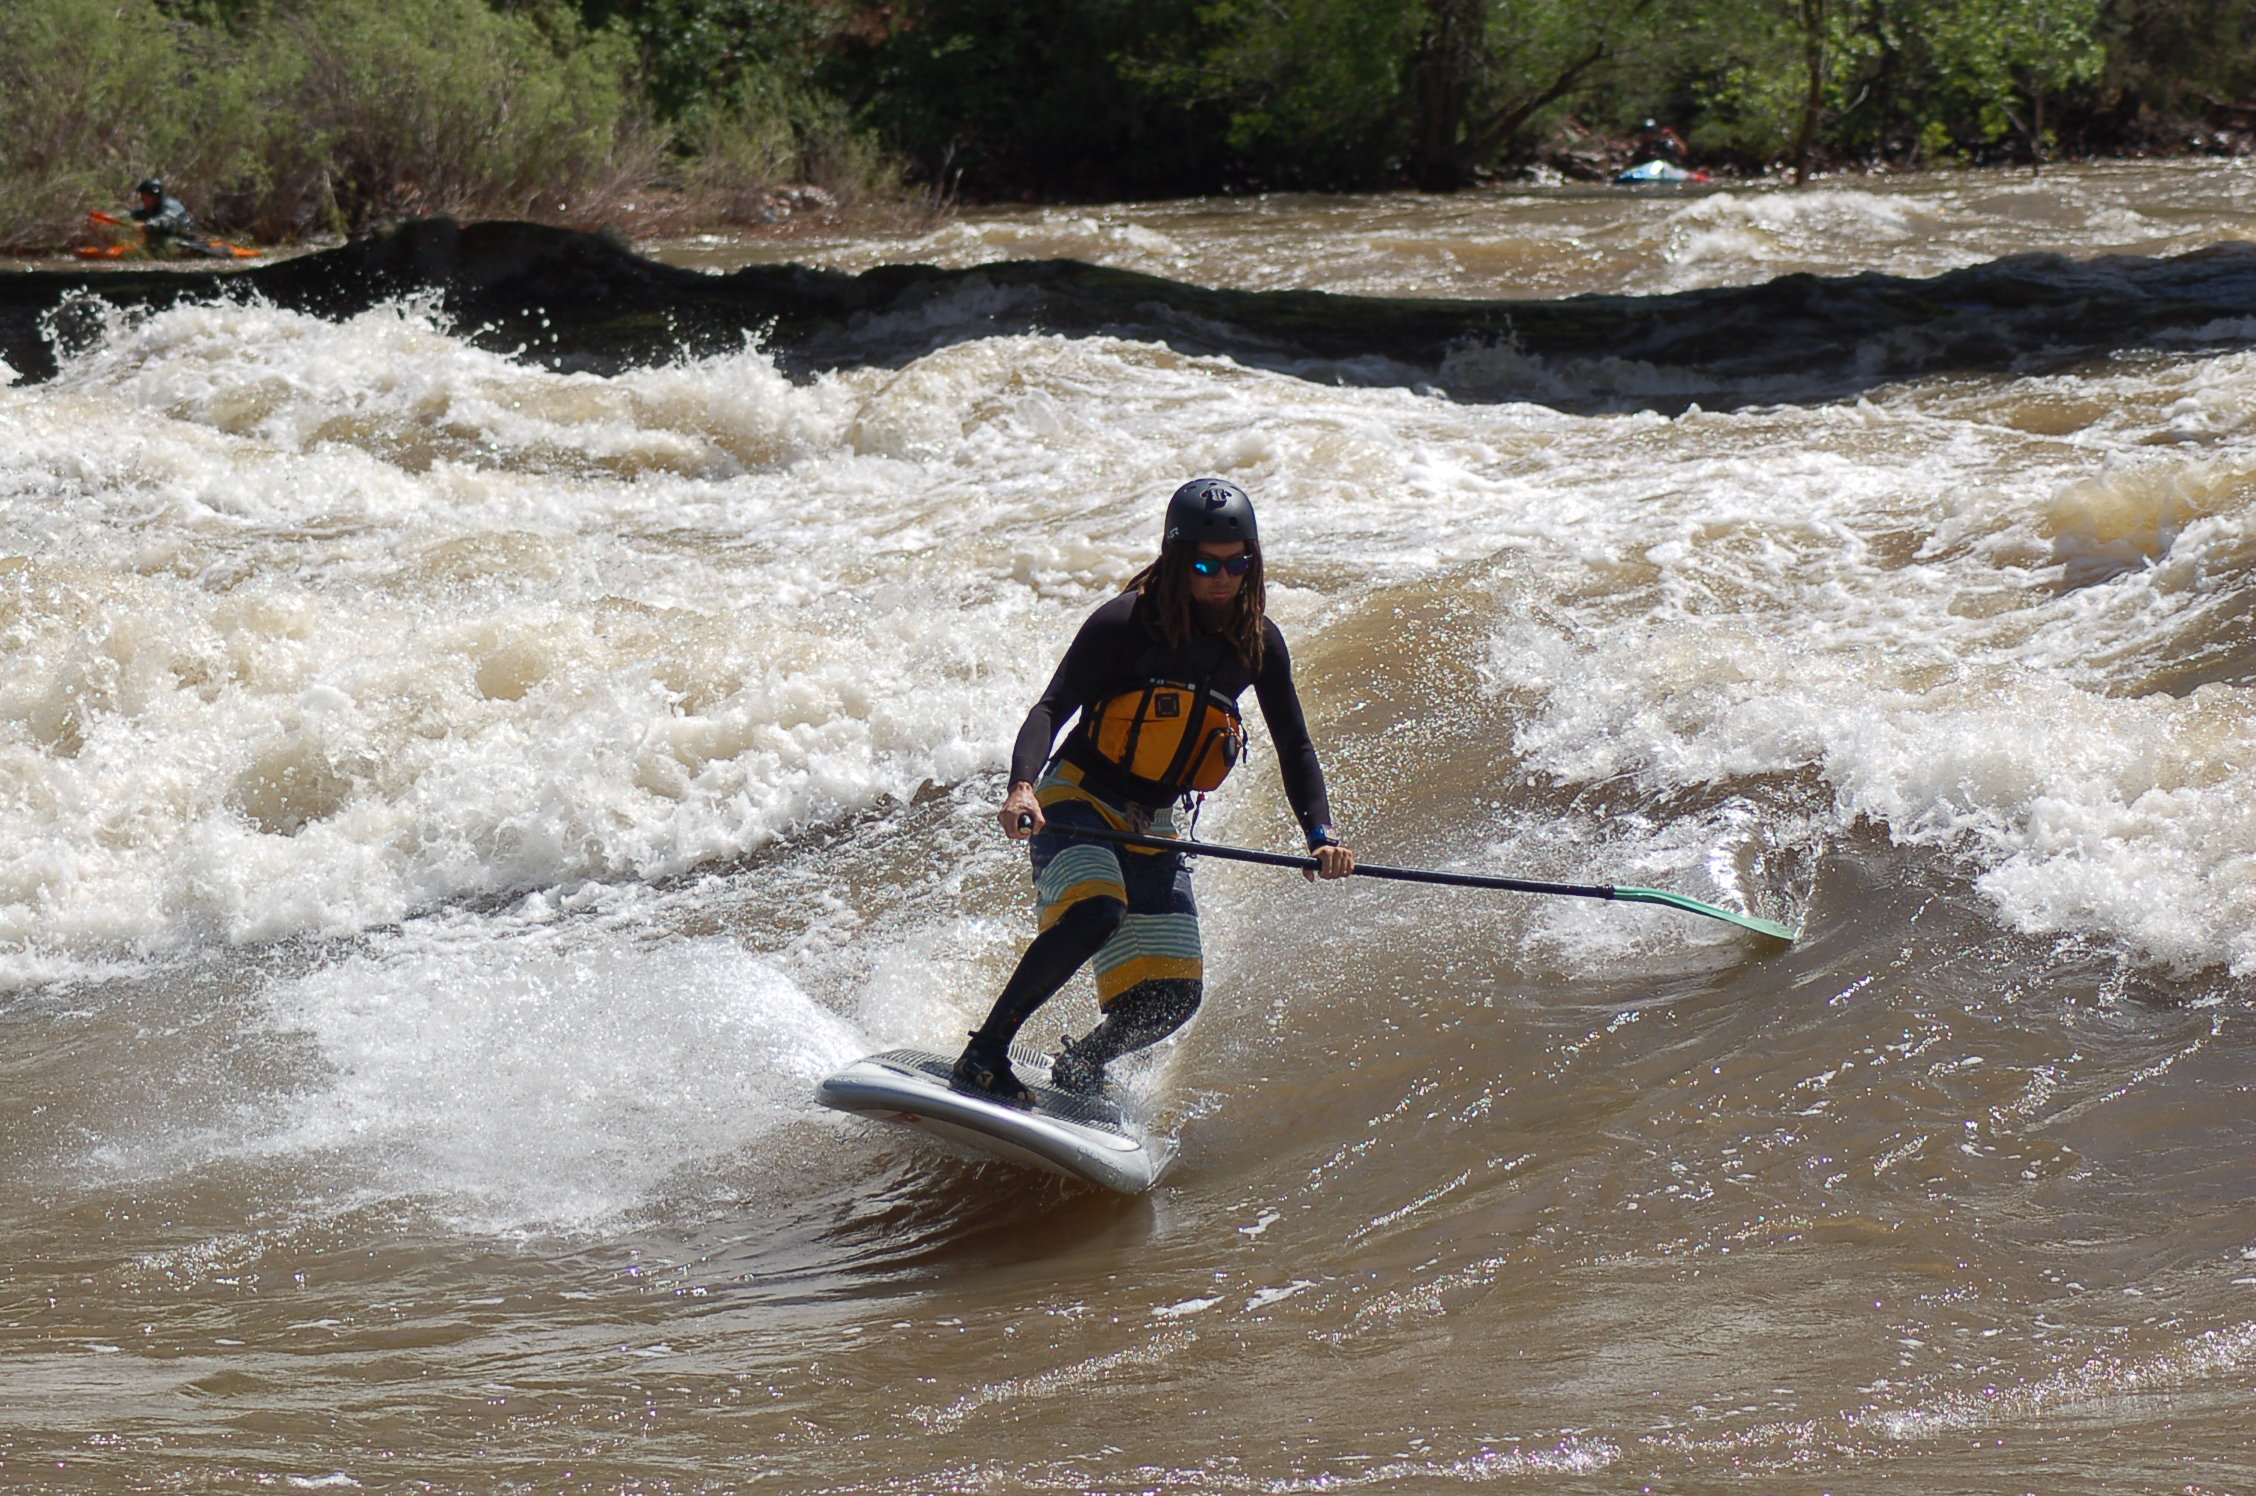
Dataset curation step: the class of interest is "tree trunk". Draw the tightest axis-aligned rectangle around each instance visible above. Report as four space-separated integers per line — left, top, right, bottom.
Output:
1458 34 1622 166
1792 0 1826 185
1870 28 1898 166
1412 0 1482 191
2031 81 2046 176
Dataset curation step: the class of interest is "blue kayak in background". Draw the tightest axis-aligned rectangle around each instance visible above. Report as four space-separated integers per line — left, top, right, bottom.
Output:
1614 159 1709 183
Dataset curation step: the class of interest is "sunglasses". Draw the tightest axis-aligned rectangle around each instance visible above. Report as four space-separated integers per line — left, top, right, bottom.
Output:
1189 552 1255 578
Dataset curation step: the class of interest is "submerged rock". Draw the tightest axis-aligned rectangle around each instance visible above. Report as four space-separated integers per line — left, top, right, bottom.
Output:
5 217 2255 409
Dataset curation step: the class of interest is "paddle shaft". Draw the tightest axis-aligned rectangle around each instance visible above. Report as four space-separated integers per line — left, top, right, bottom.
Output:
1039 820 1617 900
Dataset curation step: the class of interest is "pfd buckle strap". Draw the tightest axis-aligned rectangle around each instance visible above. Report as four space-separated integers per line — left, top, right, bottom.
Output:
1151 675 1212 802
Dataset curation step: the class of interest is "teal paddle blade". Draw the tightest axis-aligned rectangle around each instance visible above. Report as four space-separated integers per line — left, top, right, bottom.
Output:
1611 887 1798 943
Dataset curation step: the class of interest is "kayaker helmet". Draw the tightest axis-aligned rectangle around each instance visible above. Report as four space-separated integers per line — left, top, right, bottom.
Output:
137 178 164 198
1164 477 1257 549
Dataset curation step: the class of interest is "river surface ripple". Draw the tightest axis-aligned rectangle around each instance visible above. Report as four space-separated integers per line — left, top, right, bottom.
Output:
3 162 2256 1493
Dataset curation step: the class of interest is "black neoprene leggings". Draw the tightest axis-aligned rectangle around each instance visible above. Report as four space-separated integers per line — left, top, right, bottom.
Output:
968 896 1205 1062
968 896 1125 1052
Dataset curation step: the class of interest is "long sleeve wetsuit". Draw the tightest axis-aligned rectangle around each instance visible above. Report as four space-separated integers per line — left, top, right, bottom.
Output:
131 196 199 252
1009 590 1334 842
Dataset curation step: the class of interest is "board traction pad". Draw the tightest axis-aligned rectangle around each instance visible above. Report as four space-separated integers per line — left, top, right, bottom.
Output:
884 1046 1130 1132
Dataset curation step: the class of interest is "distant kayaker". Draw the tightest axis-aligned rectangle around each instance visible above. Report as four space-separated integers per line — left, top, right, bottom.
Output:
953 478 1355 1104
128 178 226 259
1633 120 1690 168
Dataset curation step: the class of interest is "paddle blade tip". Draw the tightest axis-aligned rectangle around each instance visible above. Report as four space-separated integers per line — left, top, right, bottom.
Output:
1613 887 1798 944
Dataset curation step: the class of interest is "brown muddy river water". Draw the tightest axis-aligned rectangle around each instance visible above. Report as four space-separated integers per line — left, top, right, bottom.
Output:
4 162 2256 1492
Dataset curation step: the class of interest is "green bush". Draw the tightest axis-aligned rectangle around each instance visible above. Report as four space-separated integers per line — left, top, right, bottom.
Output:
675 67 898 219
0 0 258 247
1 0 666 248
248 0 658 236
838 0 1224 200
1179 0 1422 186
2 0 2238 246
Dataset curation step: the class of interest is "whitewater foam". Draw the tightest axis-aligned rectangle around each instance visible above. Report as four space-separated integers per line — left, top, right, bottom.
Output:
251 930 863 1232
11 285 2256 985
1483 361 2256 975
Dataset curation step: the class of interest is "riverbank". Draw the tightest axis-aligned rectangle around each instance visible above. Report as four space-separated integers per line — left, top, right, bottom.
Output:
10 185 2256 413
20 146 2256 273
7 185 942 274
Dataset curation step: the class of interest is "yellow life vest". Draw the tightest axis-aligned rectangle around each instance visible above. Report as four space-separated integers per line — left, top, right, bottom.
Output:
1087 680 1245 797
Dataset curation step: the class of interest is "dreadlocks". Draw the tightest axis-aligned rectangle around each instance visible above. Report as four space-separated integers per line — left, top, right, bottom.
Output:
1125 539 1267 670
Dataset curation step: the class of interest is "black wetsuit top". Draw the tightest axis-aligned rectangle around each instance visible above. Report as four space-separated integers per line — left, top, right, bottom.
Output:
1633 128 1688 166
1010 590 1334 841
131 195 198 246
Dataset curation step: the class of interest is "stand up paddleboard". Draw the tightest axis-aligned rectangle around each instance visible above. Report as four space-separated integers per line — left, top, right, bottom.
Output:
816 1046 1174 1194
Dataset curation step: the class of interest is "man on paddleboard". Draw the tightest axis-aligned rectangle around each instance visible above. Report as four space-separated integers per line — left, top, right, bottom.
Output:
954 479 1355 1104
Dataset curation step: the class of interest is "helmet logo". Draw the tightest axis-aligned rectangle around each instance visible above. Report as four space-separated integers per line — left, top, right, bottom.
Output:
1165 476 1256 547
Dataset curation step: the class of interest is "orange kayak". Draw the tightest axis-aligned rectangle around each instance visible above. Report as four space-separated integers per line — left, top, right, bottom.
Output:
79 210 260 259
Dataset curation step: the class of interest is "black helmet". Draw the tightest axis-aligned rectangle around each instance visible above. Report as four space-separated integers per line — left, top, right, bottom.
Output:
1640 119 1659 132
1164 477 1257 548
137 178 164 197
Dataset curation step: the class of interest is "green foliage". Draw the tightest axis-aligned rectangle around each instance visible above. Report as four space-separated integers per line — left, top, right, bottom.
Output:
852 0 1678 194
676 66 896 211
2102 0 2256 115
838 0 1219 198
1692 0 1882 161
570 0 896 211
0 0 889 249
1165 0 1674 188
1182 0 1423 184
1469 0 1673 138
1672 0 2105 169
1927 0 2102 149
569 0 842 119
0 0 245 246
0 0 2245 245
245 0 655 234
0 0 655 245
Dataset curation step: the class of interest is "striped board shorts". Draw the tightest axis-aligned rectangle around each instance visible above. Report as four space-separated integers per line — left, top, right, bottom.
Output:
1030 763 1202 1008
